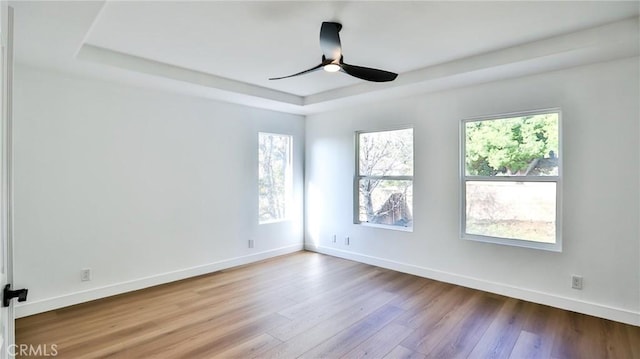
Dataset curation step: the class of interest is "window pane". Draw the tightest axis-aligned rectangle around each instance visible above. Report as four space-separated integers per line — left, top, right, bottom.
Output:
465 113 559 176
465 181 556 243
258 133 292 223
359 179 413 227
359 128 413 176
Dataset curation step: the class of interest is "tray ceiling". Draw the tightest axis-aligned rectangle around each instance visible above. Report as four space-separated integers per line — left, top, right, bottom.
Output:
10 1 640 114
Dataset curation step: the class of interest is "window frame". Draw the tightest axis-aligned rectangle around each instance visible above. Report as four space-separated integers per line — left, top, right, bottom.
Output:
354 126 414 231
258 132 293 225
460 108 563 251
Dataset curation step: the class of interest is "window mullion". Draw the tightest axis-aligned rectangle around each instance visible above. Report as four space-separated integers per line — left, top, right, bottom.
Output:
359 175 413 181
463 176 559 182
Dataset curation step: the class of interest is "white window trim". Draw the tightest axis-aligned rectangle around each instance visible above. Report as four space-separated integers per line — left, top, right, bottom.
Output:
258 132 293 225
460 108 563 252
354 126 414 231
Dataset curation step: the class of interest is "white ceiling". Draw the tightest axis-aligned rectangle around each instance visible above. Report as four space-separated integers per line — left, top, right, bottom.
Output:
10 1 640 114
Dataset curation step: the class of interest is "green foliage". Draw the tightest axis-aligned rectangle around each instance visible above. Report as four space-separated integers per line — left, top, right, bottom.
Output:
465 113 558 176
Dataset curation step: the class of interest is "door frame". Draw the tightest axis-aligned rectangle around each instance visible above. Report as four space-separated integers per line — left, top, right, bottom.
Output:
0 3 15 357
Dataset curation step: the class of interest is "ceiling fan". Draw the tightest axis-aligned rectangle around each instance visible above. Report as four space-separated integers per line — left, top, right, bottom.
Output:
269 22 398 82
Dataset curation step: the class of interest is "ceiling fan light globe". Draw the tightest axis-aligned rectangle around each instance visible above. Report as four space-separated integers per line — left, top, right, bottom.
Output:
323 64 341 73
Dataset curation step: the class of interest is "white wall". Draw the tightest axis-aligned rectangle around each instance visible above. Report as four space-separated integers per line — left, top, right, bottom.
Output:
12 56 640 325
13 65 305 317
305 57 640 325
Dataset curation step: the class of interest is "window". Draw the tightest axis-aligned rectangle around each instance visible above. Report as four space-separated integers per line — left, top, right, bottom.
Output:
258 133 292 224
355 128 414 229
461 109 561 251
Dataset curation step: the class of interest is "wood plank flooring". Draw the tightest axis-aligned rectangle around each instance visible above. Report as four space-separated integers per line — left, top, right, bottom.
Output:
16 251 640 358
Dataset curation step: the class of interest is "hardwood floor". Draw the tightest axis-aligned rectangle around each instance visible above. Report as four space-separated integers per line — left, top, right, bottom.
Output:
16 251 640 358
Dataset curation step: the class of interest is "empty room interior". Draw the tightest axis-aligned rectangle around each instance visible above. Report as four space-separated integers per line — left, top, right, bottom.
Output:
1 1 639 358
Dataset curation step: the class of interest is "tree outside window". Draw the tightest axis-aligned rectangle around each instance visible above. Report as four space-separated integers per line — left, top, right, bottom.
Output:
259 133 292 224
462 110 561 251
356 128 414 229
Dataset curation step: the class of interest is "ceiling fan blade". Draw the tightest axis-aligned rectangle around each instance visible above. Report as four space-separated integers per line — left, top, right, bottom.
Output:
269 63 324 80
341 63 398 82
320 22 342 60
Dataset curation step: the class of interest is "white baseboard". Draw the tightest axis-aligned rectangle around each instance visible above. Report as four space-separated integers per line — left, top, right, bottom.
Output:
15 244 303 318
306 244 640 327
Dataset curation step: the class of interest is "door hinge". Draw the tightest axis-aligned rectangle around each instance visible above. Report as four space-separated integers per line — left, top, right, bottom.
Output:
3 284 27 307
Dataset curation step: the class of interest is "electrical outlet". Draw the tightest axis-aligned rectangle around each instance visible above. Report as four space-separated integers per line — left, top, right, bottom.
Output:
332 234 337 243
81 268 91 282
248 239 255 248
345 236 350 245
571 275 583 290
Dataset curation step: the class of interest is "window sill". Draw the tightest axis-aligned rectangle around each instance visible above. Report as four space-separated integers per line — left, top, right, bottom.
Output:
259 219 292 225
358 222 413 232
462 232 562 252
